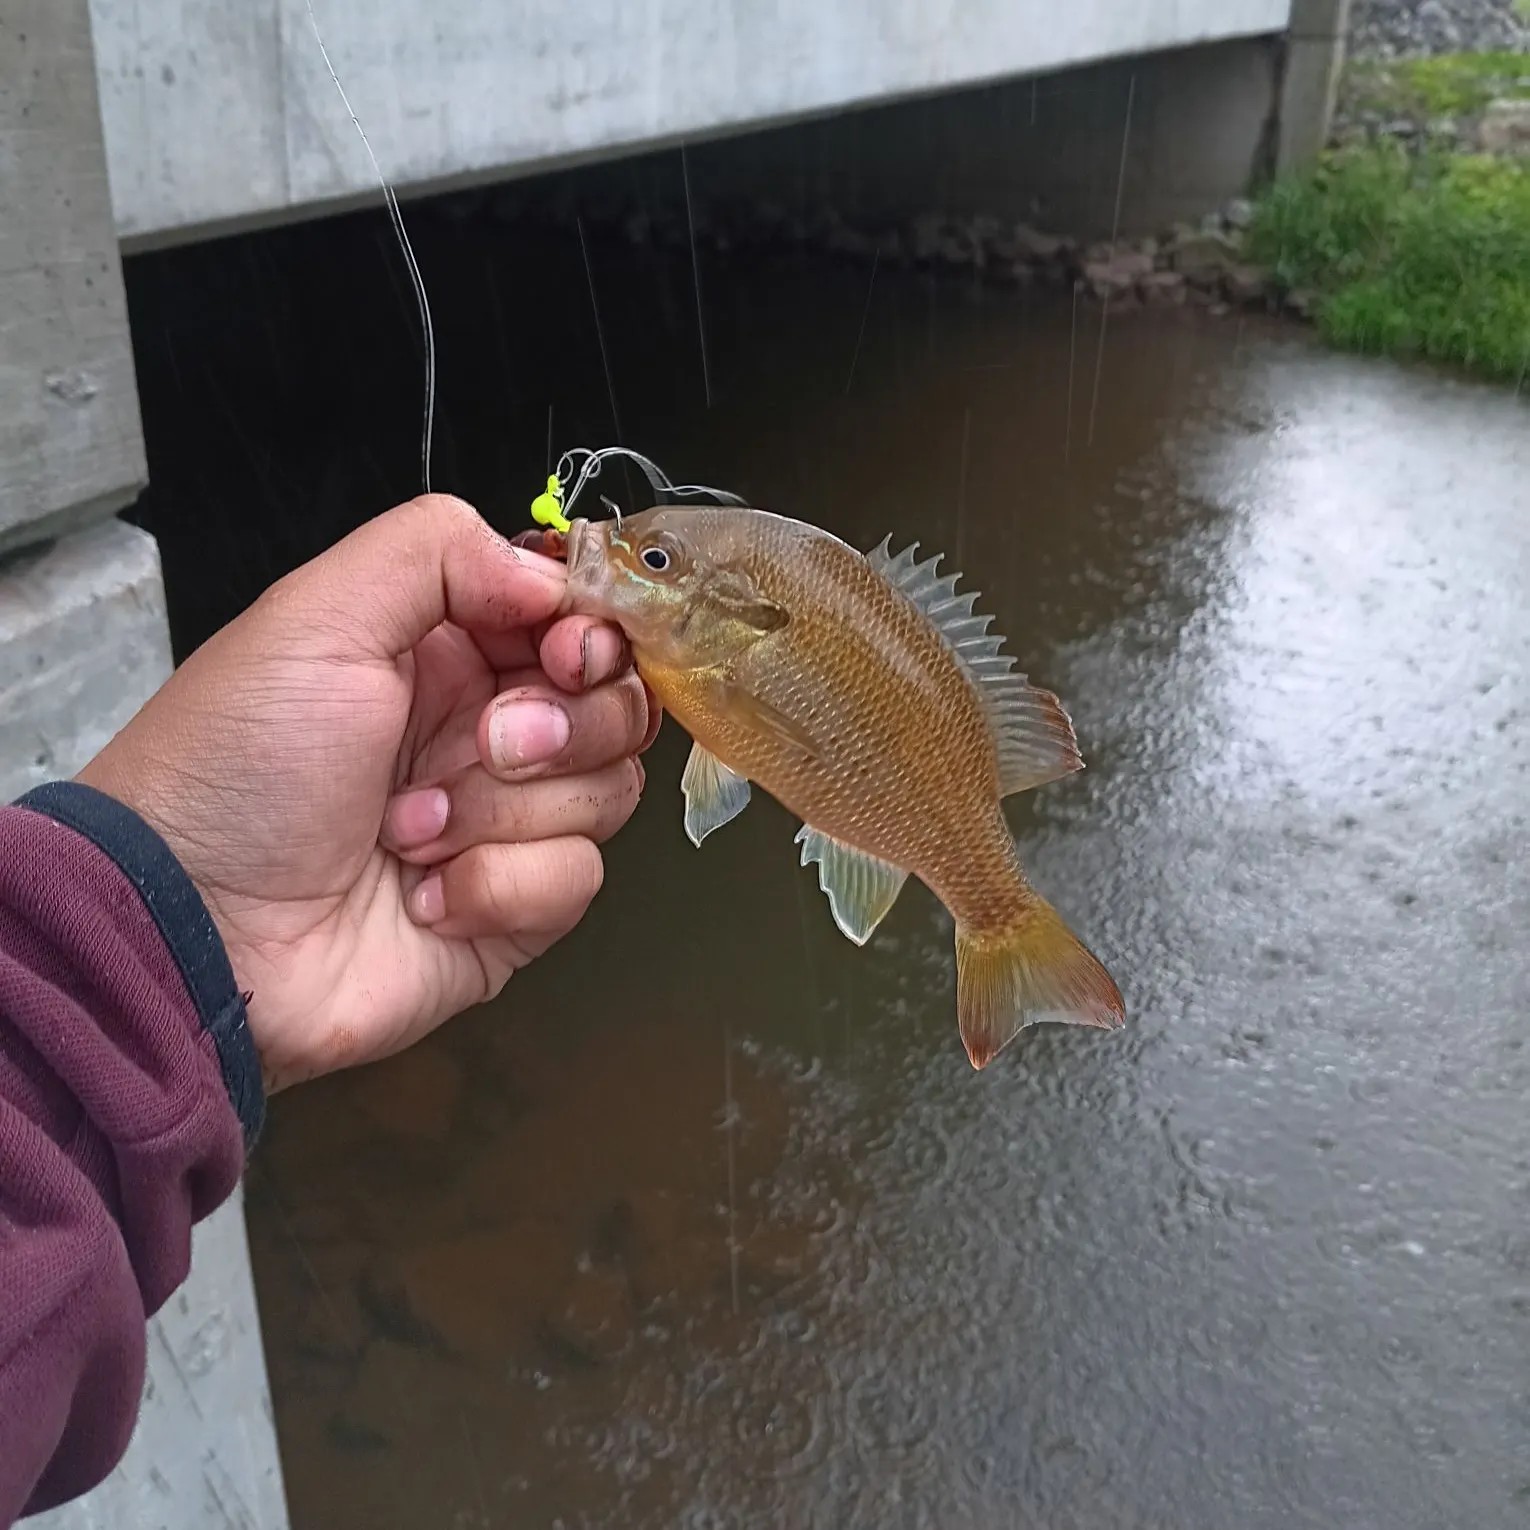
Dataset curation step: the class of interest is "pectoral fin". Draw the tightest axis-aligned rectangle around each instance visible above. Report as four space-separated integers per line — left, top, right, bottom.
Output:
795 825 909 946
681 742 751 846
698 675 824 762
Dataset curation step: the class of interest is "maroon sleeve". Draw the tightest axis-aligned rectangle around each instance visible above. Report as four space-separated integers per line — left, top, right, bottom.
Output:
0 782 264 1524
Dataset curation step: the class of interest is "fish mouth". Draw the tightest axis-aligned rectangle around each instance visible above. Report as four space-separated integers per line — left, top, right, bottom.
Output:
563 516 588 575
559 518 606 616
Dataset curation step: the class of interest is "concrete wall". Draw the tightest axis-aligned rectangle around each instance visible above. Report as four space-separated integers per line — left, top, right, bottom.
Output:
1278 0 1351 172
0 0 146 553
0 522 173 803
0 3 290 1526
87 0 1291 249
0 523 292 1530
678 35 1283 242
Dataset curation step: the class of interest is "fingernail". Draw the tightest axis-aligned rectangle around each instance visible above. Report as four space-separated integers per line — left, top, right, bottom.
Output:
580 625 627 688
385 787 449 849
634 757 646 793
489 698 572 771
410 875 445 925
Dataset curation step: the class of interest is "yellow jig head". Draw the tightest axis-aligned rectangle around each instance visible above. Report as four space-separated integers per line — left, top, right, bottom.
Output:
530 473 570 533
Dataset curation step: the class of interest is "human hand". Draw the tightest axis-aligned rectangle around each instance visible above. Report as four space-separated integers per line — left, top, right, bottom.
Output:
79 495 658 1091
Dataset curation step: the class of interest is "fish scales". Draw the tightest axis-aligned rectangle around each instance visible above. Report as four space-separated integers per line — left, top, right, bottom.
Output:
649 511 1023 927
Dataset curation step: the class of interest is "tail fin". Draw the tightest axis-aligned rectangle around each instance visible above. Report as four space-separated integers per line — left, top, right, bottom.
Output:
955 895 1124 1069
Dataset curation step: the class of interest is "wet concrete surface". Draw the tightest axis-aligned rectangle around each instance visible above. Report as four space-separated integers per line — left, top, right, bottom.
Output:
127 212 1530 1527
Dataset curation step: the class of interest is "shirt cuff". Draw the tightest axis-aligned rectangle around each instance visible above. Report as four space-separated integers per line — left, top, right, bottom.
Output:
12 781 266 1148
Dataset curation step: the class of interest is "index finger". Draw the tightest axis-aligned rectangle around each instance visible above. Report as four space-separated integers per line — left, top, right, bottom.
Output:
273 494 568 663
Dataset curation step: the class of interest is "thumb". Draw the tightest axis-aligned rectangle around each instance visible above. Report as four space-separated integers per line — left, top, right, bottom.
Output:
272 494 567 661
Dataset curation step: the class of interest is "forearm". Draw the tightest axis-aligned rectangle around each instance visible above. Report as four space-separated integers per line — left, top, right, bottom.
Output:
0 784 262 1523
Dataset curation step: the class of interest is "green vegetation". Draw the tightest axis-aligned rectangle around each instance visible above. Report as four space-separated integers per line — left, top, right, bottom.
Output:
1248 145 1530 383
1344 53 1530 123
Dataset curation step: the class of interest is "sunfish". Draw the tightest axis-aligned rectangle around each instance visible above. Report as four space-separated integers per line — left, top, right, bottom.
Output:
561 505 1124 1067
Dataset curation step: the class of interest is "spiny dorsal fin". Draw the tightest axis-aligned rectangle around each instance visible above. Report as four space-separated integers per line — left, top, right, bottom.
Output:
866 535 1083 796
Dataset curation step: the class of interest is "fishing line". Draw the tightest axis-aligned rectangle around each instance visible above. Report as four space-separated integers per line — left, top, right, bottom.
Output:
531 444 746 533
305 0 436 495
1087 70 1137 451
304 7 743 539
722 1015 741 1317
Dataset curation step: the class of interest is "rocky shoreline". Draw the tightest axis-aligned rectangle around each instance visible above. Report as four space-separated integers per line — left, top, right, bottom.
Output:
547 192 1296 319
1349 0 1528 60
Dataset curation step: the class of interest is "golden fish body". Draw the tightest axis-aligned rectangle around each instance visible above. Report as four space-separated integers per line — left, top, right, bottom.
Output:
563 505 1123 1067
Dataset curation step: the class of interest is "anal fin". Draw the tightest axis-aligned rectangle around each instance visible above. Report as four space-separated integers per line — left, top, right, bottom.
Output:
796 826 909 946
681 742 751 846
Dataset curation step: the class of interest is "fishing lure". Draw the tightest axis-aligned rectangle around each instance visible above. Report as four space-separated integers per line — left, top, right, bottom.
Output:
530 474 571 533
530 446 746 540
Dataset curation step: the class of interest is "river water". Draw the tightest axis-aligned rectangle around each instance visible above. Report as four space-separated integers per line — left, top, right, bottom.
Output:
126 210 1530 1528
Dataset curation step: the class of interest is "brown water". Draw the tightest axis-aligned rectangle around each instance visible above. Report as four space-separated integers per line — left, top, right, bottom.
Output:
125 207 1530 1528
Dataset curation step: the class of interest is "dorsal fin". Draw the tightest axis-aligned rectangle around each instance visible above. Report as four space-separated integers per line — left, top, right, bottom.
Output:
866 535 1083 795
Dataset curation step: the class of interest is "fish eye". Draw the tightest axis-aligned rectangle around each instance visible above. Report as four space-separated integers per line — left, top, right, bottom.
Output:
641 545 671 572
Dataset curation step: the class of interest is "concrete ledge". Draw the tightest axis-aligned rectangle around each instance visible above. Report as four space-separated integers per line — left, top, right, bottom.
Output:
87 0 1291 247
1278 0 1350 173
25 1189 290 1530
3 518 290 1529
0 0 147 554
0 519 172 803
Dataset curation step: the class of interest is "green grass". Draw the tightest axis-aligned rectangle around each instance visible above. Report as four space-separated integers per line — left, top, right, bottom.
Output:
1248 145 1530 383
1344 52 1530 122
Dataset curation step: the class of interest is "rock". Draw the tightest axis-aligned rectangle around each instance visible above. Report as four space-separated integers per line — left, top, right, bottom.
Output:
749 199 788 234
968 213 1002 250
1084 250 1155 298
1011 223 1066 263
1285 288 1318 319
1348 0 1529 61
1223 198 1255 231
350 1043 464 1143
1139 270 1188 305
936 231 976 268
908 212 948 264
1222 264 1270 305
331 1338 439 1448
824 219 875 260
1478 99 1530 156
986 230 1021 263
395 1219 573 1358
1171 230 1243 286
608 1185 685 1261
540 1265 633 1364
608 1185 729 1310
291 1291 366 1369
